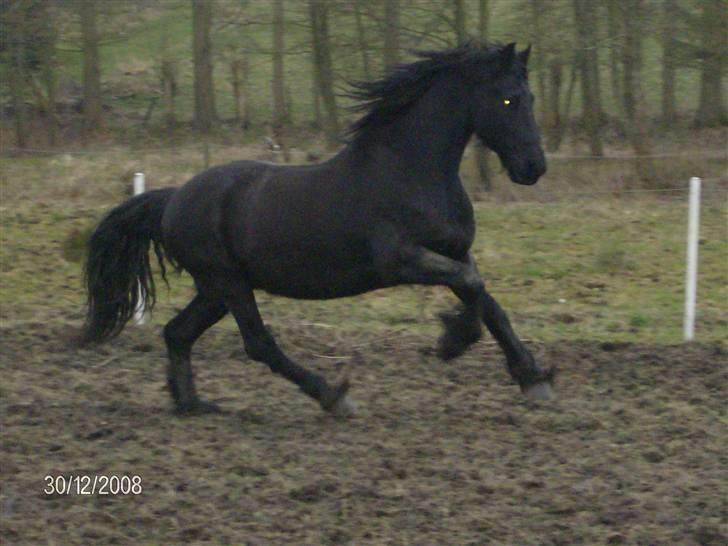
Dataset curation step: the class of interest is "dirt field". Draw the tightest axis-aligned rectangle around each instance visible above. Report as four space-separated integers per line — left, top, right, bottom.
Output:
1 318 725 545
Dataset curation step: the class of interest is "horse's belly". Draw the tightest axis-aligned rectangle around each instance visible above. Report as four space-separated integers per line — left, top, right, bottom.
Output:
246 246 382 299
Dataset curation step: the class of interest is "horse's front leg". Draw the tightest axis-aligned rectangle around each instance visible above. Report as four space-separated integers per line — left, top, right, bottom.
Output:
377 244 554 400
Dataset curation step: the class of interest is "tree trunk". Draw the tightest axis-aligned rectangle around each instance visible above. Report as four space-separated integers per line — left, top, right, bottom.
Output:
472 0 491 195
530 0 546 125
620 0 656 184
162 57 177 128
353 0 371 80
573 0 602 156
562 59 578 127
660 0 677 125
272 0 287 129
7 2 28 148
311 55 322 129
383 0 400 69
694 0 727 127
606 0 622 119
37 0 58 145
453 0 466 44
230 57 249 128
192 0 216 133
309 0 339 148
545 59 563 152
80 0 102 136
478 0 489 42
160 33 177 129
589 6 603 124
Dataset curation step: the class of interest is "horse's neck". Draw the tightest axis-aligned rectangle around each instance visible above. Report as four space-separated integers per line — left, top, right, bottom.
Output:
352 84 473 189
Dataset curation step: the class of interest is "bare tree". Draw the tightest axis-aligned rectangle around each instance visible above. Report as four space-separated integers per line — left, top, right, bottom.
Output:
309 0 339 148
5 0 28 148
478 0 489 41
606 0 622 113
473 0 492 194
545 59 563 151
694 0 726 127
80 0 102 135
43 9 58 144
160 32 178 129
453 0 466 44
529 0 546 121
272 0 287 129
573 0 602 156
660 0 678 125
383 0 400 68
619 0 656 183
193 0 217 133
230 54 249 128
353 0 372 80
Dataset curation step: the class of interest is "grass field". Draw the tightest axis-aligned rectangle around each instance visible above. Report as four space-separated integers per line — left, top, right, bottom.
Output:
1 146 726 345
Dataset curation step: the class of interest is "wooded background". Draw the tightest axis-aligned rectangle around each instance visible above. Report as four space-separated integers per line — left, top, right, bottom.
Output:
1 0 726 171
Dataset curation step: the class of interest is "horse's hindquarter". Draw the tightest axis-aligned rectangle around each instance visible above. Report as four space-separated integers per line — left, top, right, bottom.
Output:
161 163 257 274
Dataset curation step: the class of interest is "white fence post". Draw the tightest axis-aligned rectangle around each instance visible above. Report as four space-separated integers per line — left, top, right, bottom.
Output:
133 172 147 325
683 177 701 341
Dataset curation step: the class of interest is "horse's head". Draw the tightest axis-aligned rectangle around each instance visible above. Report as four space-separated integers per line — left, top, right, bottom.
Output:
470 43 546 185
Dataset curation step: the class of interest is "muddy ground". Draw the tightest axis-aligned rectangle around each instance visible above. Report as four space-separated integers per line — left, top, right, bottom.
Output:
0 320 726 545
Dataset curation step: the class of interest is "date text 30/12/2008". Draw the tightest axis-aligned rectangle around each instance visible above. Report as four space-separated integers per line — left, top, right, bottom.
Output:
44 475 142 495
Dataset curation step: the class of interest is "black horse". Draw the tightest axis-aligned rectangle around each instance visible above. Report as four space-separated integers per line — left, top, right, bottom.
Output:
82 42 554 417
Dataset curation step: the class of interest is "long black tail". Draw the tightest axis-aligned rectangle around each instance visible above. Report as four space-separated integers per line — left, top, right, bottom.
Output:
81 188 177 344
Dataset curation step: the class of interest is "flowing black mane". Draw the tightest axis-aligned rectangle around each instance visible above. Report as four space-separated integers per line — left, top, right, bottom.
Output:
346 41 510 140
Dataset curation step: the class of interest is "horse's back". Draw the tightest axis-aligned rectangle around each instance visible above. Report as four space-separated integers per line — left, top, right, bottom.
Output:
161 159 381 298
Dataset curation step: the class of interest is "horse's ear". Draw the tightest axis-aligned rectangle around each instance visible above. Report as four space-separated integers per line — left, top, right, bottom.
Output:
519 44 532 66
498 42 517 72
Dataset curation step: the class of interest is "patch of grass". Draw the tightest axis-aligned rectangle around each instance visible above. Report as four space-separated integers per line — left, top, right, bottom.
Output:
61 225 93 263
629 314 649 329
594 244 637 273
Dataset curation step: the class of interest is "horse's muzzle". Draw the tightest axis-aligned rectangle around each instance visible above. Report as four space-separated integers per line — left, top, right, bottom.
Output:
507 148 546 185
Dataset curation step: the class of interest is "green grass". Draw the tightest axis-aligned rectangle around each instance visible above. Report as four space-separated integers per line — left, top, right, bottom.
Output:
1 177 725 345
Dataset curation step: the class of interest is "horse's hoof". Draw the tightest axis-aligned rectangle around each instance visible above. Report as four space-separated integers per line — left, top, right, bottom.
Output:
175 399 223 416
523 381 554 401
329 394 357 418
436 339 457 361
321 379 356 418
436 310 481 361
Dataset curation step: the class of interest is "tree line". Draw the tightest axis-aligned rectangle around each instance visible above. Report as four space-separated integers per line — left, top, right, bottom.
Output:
1 0 725 158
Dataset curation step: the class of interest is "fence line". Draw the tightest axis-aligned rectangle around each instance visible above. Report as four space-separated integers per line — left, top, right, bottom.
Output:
472 191 727 208
546 151 727 160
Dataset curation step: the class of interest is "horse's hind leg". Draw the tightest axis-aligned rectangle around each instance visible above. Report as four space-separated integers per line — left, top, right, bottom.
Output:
222 280 354 417
164 294 228 414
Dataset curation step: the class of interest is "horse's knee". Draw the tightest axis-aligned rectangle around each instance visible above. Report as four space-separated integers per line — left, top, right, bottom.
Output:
164 320 191 352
